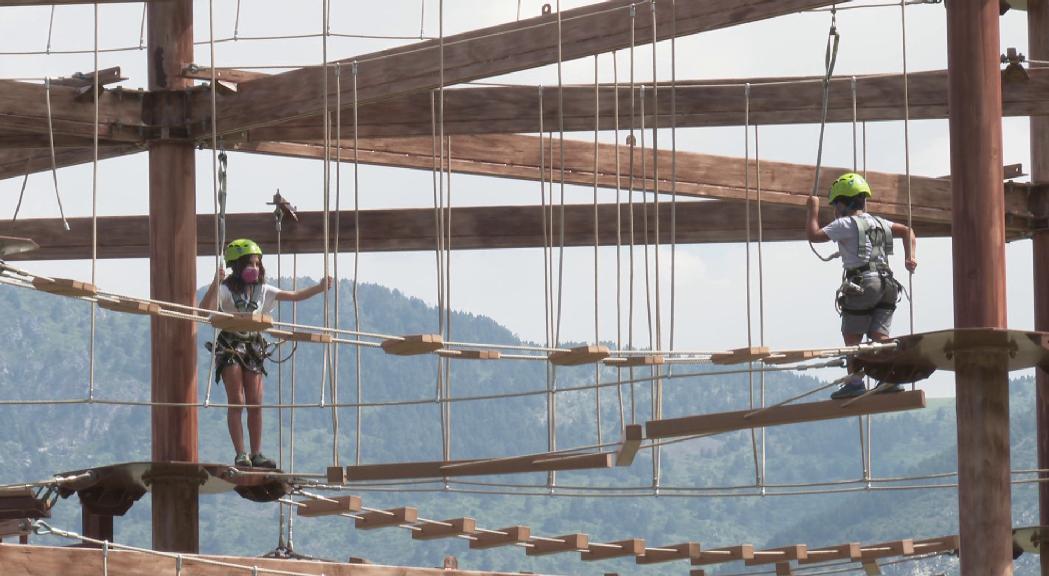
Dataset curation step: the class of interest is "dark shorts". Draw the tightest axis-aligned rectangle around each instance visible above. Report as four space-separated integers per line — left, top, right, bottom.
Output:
213 331 268 382
838 272 899 337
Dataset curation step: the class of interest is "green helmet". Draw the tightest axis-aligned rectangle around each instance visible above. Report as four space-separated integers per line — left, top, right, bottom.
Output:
224 238 263 265
829 172 872 204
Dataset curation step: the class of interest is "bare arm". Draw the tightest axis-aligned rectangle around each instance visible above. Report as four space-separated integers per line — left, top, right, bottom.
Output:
891 222 918 272
199 268 225 310
806 195 830 243
276 275 334 302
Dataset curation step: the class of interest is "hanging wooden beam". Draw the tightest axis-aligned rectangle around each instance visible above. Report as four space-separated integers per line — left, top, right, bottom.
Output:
581 539 646 561
637 542 702 564
355 507 418 530
1 201 955 262
614 424 643 467
858 540 914 561
200 0 840 138
296 495 362 518
797 543 862 564
230 136 1035 230
412 518 476 541
691 545 755 566
744 545 808 566
230 67 1049 140
526 534 589 557
645 391 926 439
338 452 613 481
469 526 531 550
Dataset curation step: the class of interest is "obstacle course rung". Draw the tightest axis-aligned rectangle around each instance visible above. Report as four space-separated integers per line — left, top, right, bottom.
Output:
691 545 755 566
604 355 664 367
355 507 417 530
763 350 820 365
646 391 926 439
549 345 610 366
297 495 362 517
413 517 476 540
798 543 861 564
581 538 645 561
381 334 444 356
859 539 913 560
526 533 589 556
211 312 273 332
97 297 162 316
271 329 332 344
615 424 643 467
637 542 701 564
470 526 531 549
437 349 502 360
744 544 808 566
710 346 771 365
32 277 97 298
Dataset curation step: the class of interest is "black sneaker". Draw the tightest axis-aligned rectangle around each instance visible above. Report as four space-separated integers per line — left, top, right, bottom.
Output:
873 382 904 394
830 379 867 400
251 453 277 469
234 452 251 467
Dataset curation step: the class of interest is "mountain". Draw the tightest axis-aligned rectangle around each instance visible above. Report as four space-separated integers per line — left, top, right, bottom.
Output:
0 278 1040 575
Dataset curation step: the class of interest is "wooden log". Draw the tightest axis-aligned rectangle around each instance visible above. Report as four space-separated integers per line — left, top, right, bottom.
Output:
797 543 862 564
691 545 755 566
210 313 273 332
355 507 417 530
710 346 771 365
297 496 362 518
469 526 531 550
31 277 97 298
645 391 926 439
97 297 162 316
581 539 646 561
381 334 444 356
744 545 808 566
614 425 643 467
637 542 702 564
412 518 476 541
548 345 610 366
526 534 589 556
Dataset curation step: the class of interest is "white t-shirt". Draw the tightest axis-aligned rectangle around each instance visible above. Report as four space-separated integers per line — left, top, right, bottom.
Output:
218 282 284 315
822 213 895 271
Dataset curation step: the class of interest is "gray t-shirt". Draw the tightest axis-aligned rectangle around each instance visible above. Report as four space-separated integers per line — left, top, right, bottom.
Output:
822 213 895 270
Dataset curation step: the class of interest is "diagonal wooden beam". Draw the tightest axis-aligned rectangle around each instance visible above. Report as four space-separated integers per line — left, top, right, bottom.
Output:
235 68 1049 140
201 0 840 137
0 202 953 262
231 135 1033 229
0 80 144 143
0 145 144 181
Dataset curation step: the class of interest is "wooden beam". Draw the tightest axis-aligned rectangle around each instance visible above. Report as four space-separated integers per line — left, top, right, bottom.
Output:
355 507 417 530
0 202 954 262
691 545 755 566
744 545 808 566
645 391 926 439
581 539 646 561
858 540 914 560
0 145 143 181
0 542 550 576
614 424 643 467
233 68 1049 140
469 526 531 550
526 534 589 556
202 0 840 137
296 495 362 518
231 136 1034 229
412 518 476 541
341 452 612 481
797 543 862 565
0 80 143 143
637 542 702 564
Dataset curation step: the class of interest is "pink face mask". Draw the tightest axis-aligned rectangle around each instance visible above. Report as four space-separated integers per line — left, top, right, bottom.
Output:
241 266 260 284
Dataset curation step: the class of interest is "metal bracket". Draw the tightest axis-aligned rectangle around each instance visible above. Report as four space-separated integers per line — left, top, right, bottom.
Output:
1025 182 1049 232
1001 47 1030 83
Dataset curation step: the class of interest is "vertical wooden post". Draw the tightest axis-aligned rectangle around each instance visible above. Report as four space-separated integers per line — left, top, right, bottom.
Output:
947 1 1011 574
1029 3 1049 575
81 508 114 545
147 0 199 554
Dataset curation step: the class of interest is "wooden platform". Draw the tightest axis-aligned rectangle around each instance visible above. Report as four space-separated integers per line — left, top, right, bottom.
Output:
645 391 926 439
853 328 1049 384
338 452 614 481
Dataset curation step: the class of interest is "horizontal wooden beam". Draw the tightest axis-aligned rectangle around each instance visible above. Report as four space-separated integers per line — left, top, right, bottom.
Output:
339 452 613 481
234 68 1049 140
232 135 1034 228
0 202 953 261
0 543 537 576
645 390 926 439
0 80 144 144
0 144 142 181
202 0 838 137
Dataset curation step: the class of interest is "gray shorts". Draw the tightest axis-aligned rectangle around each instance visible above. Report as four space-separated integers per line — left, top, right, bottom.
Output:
838 273 899 337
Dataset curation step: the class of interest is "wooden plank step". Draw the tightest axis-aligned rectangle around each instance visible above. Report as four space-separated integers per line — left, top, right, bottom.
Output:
859 539 913 560
354 507 417 530
614 424 643 467
31 277 97 298
270 329 333 344
710 346 771 365
911 536 959 555
526 533 588 556
745 545 807 566
412 517 476 540
691 545 755 566
549 345 610 366
97 297 162 316
604 355 664 367
211 312 273 332
763 350 820 365
646 391 926 439
437 349 501 360
297 495 362 517
381 334 444 356
798 543 861 564
637 542 702 564
581 538 646 561
469 526 531 550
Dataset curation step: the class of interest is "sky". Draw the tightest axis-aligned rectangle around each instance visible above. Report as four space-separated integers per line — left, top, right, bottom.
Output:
0 0 1041 397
